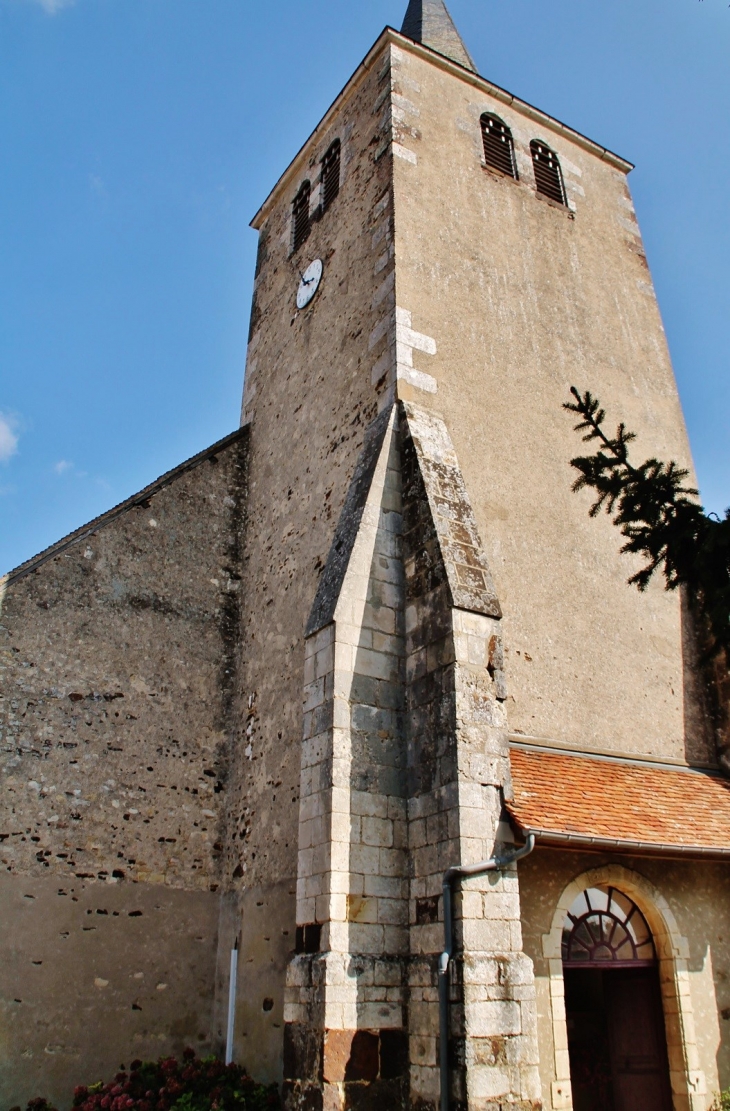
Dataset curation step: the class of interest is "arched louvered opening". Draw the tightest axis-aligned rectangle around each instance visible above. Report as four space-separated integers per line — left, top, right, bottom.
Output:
292 180 311 252
530 140 566 205
321 139 341 213
480 113 517 179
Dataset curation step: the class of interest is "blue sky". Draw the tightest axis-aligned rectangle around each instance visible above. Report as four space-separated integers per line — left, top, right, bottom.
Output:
0 0 728 575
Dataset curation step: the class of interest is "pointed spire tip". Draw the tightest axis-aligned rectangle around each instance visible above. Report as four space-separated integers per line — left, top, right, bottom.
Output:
400 0 476 72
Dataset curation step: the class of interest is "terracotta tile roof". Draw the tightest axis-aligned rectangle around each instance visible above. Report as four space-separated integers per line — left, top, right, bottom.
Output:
507 745 730 858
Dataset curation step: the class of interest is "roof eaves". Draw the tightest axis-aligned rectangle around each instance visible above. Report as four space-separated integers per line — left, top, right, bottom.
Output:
509 822 730 863
3 426 248 588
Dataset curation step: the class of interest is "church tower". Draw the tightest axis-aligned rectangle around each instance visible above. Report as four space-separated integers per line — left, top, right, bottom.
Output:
3 4 728 1111
233 1 714 1109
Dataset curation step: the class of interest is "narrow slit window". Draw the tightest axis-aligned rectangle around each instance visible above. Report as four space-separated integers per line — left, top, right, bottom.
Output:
530 140 566 205
292 180 311 252
480 114 517 179
321 139 341 213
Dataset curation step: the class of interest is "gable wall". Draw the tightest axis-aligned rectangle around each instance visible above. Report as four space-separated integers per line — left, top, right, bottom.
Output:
0 433 247 1107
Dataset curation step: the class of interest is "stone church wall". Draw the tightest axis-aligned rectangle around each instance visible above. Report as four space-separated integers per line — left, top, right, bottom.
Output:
0 431 248 1108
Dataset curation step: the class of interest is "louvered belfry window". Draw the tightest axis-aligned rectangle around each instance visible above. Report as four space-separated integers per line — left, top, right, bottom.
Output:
481 113 517 179
292 180 311 252
321 139 341 213
530 140 566 205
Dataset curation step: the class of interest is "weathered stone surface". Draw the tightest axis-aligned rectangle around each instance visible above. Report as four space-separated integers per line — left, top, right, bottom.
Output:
0 432 248 1106
0 871 219 1109
389 35 710 766
307 406 394 638
400 402 501 620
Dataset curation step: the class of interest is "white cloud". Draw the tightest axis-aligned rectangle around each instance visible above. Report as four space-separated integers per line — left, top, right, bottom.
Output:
0 414 19 463
54 459 73 474
26 0 76 13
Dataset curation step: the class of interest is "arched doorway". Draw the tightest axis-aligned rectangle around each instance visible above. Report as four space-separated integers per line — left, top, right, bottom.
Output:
562 885 673 1111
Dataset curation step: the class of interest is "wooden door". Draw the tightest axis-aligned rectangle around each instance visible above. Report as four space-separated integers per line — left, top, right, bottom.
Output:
604 967 673 1111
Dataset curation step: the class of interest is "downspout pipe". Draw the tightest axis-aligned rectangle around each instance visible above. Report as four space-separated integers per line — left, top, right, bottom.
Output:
438 833 536 1111
225 938 239 1066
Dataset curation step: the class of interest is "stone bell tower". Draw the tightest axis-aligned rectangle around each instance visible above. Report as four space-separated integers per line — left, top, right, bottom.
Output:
231 0 696 1108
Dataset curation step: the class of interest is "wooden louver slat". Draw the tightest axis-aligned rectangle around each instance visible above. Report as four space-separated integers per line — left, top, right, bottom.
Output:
530 140 566 205
292 180 311 252
321 140 341 213
481 114 517 179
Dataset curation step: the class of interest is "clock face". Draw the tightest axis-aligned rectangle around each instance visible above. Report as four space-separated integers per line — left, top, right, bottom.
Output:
296 259 323 310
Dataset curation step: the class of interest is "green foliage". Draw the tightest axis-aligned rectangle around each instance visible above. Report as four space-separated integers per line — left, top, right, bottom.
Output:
19 1051 279 1111
711 1091 730 1111
565 387 730 661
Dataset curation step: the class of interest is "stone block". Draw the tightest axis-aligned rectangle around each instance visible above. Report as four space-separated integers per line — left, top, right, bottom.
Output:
371 632 405 660
315 643 335 678
364 874 407 900
383 925 410 953
330 809 352 843
373 958 403 986
283 1021 322 1082
358 1001 402 1029
349 922 385 954
481 892 522 921
330 839 350 871
467 1000 521 1038
364 603 397 636
351 844 381 876
351 790 389 819
379 847 407 877
387 795 407 820
362 816 394 848
461 918 512 953
377 897 408 926
409 922 443 956
409 1034 437 1068
468 1064 511 1100
458 889 483 920
347 894 379 923
330 893 348 921
354 648 400 683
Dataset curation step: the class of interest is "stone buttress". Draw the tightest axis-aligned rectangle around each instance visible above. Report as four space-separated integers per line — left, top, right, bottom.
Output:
283 402 541 1110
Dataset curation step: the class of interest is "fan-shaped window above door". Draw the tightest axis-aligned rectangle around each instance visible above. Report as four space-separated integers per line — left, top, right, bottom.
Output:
562 886 656 967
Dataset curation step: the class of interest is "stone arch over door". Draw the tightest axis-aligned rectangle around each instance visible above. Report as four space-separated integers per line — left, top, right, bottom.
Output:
541 863 707 1111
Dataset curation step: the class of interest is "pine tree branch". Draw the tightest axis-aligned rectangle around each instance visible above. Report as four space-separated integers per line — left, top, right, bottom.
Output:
564 387 730 662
